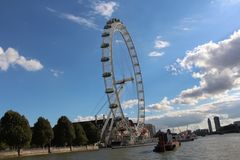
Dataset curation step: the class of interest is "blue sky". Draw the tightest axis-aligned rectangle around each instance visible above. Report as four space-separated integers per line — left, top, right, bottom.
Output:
1 0 240 130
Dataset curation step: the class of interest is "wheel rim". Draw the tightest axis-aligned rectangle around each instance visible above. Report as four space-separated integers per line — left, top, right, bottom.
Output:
101 18 145 142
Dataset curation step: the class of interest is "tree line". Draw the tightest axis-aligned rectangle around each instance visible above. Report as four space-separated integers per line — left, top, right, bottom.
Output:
0 110 100 156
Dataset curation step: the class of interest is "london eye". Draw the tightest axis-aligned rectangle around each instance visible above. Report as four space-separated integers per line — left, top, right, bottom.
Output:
100 18 145 145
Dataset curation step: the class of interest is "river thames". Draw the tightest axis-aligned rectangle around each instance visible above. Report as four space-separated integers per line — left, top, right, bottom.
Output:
5 133 240 160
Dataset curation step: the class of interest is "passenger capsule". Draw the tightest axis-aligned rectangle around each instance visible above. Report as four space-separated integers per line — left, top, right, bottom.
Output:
101 43 109 48
107 20 112 24
105 88 114 93
110 103 118 109
102 72 112 78
104 24 111 29
101 57 110 62
102 32 110 37
115 116 122 121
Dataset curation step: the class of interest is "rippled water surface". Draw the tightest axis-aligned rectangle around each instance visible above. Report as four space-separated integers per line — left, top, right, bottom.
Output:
6 134 240 160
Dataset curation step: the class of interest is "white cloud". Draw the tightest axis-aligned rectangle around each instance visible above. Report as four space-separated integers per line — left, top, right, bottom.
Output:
148 51 165 57
182 27 191 31
74 92 240 130
179 30 240 71
173 16 202 32
46 1 119 30
0 47 43 71
46 6 100 30
148 36 169 58
173 26 192 31
164 30 240 105
154 37 170 49
148 29 240 129
211 0 240 6
50 69 64 77
122 99 138 109
148 97 173 111
145 110 205 130
165 62 183 75
61 13 99 30
93 1 119 19
146 94 240 130
45 7 56 13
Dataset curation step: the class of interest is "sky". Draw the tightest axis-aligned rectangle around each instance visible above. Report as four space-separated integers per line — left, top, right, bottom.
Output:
1 0 240 131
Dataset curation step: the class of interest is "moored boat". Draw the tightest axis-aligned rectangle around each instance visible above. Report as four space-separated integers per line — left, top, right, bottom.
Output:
179 138 194 142
153 129 181 153
179 130 196 142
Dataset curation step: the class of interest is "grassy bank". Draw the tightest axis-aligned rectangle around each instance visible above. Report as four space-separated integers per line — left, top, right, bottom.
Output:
0 145 99 159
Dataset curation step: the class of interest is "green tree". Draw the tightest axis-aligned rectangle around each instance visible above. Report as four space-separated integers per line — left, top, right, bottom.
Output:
0 123 8 150
82 122 100 144
32 117 54 153
53 116 75 151
0 110 32 156
0 142 8 151
0 122 2 149
73 123 88 146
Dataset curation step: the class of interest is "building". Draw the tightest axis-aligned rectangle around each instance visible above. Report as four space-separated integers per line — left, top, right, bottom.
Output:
214 116 221 131
193 129 209 136
144 124 156 138
208 118 213 134
74 115 151 137
234 121 240 127
73 115 108 132
218 124 240 133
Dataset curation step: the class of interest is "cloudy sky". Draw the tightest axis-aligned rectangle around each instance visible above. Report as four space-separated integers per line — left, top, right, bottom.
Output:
1 0 240 131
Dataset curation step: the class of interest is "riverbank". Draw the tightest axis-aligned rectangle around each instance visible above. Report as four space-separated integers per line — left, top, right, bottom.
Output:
0 145 99 159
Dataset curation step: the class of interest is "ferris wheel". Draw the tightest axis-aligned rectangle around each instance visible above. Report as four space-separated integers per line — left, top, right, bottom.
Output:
100 18 145 145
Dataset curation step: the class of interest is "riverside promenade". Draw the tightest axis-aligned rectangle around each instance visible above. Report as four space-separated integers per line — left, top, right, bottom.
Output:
0 145 99 159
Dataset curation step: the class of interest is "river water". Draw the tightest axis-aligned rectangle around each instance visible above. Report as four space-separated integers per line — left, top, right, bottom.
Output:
5 133 240 160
